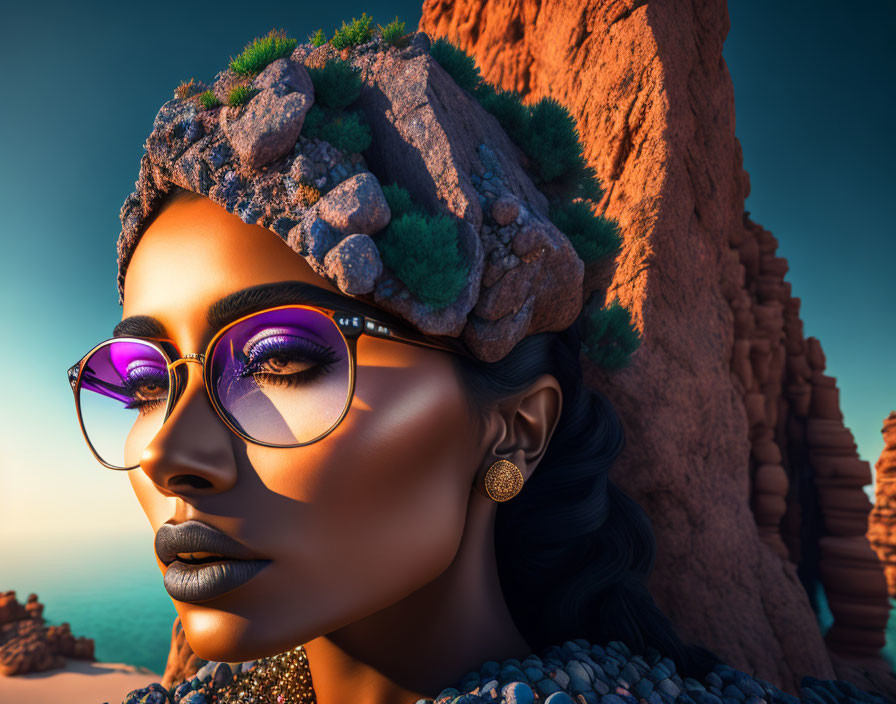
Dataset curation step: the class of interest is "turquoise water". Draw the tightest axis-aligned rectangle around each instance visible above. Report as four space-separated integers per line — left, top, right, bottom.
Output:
2 533 177 675
814 581 896 670
4 534 896 677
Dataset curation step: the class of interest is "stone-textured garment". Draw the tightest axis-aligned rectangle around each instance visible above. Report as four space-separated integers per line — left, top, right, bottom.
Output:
118 638 890 704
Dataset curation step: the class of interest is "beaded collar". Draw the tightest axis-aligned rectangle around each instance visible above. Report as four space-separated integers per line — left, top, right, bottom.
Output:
121 638 888 704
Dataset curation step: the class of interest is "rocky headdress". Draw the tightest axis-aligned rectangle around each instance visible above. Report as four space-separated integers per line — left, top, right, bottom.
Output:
116 22 640 364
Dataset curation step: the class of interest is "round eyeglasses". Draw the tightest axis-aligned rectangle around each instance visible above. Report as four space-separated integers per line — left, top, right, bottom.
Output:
67 304 463 470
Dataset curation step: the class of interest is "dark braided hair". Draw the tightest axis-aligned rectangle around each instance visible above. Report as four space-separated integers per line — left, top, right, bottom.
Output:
452 321 722 681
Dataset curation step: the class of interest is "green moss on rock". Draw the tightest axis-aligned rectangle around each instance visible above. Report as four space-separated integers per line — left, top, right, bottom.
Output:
229 28 297 76
549 199 622 263
377 210 469 309
331 13 374 50
302 105 371 154
307 58 362 111
581 299 641 370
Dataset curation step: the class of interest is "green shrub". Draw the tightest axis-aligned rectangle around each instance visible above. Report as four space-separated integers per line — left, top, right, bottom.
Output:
229 28 297 76
378 17 407 47
302 105 371 153
320 111 371 153
331 12 374 49
227 85 257 107
568 163 605 202
307 58 362 110
308 28 327 47
549 199 621 263
381 183 421 219
302 104 327 133
519 97 584 184
429 38 481 94
198 90 221 109
580 299 641 370
479 87 529 144
377 211 469 308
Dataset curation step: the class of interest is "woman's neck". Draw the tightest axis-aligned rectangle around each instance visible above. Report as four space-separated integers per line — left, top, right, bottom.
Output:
302 492 532 704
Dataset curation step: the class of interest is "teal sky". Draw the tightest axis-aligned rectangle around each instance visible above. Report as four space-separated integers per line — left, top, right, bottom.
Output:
0 1 892 555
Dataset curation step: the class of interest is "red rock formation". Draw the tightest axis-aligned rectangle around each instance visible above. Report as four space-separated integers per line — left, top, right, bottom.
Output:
869 412 896 596
420 0 892 695
161 616 206 689
0 591 94 676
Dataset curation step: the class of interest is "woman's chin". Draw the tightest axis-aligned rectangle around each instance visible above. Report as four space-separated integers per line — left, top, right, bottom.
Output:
176 602 310 663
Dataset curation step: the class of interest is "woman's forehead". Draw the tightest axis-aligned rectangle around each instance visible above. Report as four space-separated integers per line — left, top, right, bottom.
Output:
122 194 341 347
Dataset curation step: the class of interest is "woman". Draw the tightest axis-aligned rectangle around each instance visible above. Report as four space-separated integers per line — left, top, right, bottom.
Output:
68 26 885 704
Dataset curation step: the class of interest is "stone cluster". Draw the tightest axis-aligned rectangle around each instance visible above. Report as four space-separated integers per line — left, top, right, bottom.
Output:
131 638 890 704
867 412 896 596
461 143 583 358
116 30 585 363
0 591 94 676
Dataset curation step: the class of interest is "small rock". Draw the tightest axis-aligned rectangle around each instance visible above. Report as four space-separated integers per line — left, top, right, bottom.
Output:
323 233 384 294
173 680 194 703
633 678 654 698
501 681 535 704
434 687 461 704
656 678 681 697
253 57 312 95
543 692 576 704
480 679 499 696
596 696 629 704
212 661 232 686
221 60 314 169
290 154 316 183
499 665 527 684
295 215 335 258
180 692 209 704
511 221 549 261
534 678 562 696
706 672 724 690
408 31 432 54
318 172 391 235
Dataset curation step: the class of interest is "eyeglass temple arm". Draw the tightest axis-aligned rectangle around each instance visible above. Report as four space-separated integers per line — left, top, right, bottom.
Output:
332 312 466 356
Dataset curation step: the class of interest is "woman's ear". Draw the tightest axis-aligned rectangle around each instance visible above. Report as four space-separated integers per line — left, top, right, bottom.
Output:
481 374 563 482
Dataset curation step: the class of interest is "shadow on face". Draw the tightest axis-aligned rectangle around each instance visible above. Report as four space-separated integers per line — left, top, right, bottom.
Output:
121 191 490 661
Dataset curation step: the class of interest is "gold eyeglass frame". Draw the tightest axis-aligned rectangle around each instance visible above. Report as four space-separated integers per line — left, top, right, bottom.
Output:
66 304 466 471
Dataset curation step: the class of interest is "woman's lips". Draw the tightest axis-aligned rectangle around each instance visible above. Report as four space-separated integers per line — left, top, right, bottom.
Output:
163 558 271 602
155 520 271 602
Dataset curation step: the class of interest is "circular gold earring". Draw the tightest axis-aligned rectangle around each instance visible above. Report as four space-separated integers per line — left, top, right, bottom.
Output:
479 459 525 502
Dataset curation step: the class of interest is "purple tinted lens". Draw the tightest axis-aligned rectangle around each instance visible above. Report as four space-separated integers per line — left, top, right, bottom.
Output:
209 307 351 445
78 340 170 468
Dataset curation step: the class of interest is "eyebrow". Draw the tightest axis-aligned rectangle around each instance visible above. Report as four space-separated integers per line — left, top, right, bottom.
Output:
113 281 405 339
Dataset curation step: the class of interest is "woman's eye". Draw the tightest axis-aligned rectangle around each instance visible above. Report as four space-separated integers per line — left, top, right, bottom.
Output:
134 381 166 400
239 333 339 387
257 355 314 375
122 365 169 410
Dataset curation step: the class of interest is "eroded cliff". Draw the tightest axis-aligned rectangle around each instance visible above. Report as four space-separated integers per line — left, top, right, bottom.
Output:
420 0 892 695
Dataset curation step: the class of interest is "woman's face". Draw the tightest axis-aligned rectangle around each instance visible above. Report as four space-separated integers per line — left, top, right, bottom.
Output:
122 192 490 662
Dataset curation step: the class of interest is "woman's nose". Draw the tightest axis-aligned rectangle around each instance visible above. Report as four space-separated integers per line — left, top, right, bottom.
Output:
138 362 238 495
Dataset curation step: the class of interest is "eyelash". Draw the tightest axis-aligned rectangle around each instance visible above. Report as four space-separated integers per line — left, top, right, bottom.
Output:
237 335 340 387
122 367 169 413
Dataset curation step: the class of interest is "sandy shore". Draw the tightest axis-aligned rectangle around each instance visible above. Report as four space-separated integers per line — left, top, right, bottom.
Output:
0 659 162 704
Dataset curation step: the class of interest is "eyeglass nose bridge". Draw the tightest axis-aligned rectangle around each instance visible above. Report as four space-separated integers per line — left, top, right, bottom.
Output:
165 353 207 414
168 352 206 371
